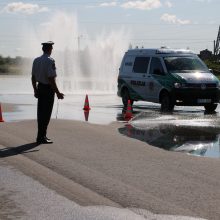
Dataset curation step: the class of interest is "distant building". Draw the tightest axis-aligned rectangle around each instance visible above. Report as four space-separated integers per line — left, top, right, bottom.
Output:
199 49 213 60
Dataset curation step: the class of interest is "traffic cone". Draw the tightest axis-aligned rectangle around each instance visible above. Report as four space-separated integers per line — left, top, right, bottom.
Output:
84 110 89 122
124 100 133 120
0 104 4 122
126 123 133 137
83 94 91 111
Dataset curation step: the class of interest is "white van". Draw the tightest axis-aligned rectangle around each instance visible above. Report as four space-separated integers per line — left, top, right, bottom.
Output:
117 48 220 112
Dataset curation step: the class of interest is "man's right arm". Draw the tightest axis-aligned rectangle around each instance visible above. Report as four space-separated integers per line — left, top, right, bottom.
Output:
31 59 38 98
31 75 38 98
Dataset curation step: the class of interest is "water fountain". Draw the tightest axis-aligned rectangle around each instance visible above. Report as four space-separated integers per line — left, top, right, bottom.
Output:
20 11 130 94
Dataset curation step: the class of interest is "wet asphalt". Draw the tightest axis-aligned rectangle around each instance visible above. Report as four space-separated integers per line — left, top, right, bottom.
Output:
1 94 220 158
1 94 220 219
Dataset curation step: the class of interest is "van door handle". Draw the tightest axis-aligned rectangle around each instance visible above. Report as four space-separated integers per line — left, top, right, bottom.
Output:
142 75 146 77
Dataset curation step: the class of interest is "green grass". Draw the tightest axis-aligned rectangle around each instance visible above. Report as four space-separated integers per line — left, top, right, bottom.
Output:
204 59 220 77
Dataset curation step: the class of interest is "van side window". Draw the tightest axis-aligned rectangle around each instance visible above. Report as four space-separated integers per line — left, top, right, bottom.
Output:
133 57 150 73
122 55 134 73
150 57 165 75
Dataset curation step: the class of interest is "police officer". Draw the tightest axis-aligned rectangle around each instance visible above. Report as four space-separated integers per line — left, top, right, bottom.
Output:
31 41 64 144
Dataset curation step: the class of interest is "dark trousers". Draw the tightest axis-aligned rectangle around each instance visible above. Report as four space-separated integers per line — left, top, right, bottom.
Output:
37 83 55 140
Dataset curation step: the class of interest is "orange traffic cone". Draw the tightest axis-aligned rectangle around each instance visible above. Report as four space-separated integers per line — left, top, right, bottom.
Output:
126 123 133 137
0 104 4 122
124 100 133 120
84 110 89 122
83 94 91 111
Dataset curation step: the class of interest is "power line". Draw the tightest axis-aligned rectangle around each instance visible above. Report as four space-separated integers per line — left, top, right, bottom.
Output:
0 33 214 41
0 14 219 27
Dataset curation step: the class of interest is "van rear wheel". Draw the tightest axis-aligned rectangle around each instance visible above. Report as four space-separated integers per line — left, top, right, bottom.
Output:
204 103 217 112
160 92 174 112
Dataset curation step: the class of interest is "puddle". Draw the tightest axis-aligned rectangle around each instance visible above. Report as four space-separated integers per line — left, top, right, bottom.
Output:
2 95 220 158
119 122 220 158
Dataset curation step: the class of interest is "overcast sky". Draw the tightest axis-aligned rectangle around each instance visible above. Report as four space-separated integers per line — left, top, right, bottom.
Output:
0 0 220 57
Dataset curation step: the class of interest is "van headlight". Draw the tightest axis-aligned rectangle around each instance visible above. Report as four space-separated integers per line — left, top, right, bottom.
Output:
217 82 220 89
174 83 186 89
174 83 181 88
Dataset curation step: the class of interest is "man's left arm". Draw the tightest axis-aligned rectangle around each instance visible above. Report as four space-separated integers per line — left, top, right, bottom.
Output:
48 77 64 99
47 59 64 99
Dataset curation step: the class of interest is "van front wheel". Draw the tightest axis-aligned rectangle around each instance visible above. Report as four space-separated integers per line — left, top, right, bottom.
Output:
160 92 174 112
122 88 133 106
204 103 217 112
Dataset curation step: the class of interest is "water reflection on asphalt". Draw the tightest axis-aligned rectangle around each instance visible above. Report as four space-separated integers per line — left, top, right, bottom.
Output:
119 111 220 158
1 94 220 158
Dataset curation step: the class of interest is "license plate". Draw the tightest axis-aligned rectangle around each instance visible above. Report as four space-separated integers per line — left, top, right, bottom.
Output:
197 99 211 104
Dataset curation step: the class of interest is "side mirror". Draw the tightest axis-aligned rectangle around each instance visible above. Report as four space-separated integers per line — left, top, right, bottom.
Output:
209 69 213 73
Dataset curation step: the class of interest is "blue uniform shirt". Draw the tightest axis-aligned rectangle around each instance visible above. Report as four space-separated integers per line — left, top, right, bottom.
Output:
32 54 57 84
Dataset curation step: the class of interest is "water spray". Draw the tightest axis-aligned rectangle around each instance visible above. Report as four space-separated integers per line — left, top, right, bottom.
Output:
21 12 130 94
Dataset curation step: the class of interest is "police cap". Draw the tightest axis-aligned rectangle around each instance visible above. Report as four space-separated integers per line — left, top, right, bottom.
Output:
41 41 54 46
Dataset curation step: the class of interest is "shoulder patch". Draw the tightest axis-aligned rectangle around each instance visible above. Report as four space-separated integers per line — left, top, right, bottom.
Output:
48 57 54 61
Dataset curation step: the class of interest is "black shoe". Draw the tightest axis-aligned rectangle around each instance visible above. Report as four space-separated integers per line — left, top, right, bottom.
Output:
36 137 53 144
45 136 51 141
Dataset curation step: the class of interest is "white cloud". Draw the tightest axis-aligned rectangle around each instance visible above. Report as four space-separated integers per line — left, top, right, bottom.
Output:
99 2 118 7
207 20 216 24
121 0 162 10
165 1 173 8
193 0 212 2
40 22 52 27
160 13 191 25
4 2 49 14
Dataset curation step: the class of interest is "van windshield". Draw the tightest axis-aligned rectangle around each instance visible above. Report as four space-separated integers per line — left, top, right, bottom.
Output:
164 56 209 73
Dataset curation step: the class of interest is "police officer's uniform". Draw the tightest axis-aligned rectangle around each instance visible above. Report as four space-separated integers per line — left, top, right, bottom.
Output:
32 42 56 143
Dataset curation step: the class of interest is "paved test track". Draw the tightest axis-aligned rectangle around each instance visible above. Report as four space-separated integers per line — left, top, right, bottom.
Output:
0 119 219 219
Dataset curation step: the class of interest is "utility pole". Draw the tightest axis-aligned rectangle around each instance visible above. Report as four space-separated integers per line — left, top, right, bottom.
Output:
214 26 220 56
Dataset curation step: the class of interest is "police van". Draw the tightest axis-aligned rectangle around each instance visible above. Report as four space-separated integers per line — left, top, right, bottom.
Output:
117 48 220 112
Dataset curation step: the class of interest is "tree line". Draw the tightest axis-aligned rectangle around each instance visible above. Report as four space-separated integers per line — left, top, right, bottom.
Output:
204 59 220 76
0 54 219 77
0 55 31 75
